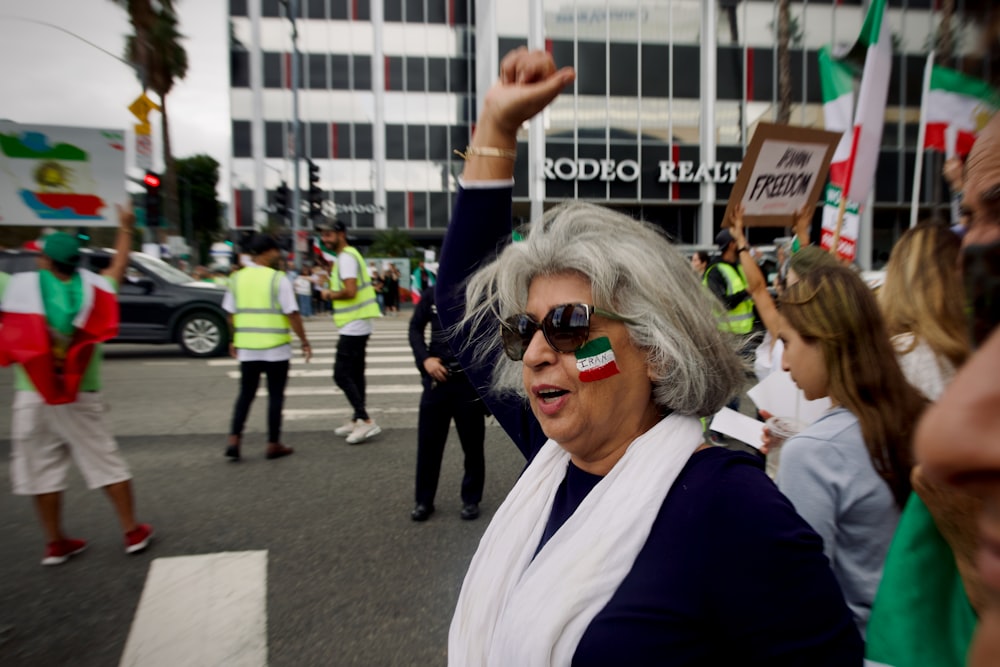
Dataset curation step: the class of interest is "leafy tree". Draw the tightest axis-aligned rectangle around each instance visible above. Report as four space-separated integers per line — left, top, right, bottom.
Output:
176 154 222 264
369 228 415 258
112 0 188 234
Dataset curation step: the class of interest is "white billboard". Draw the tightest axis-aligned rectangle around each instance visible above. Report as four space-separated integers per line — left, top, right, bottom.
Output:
0 121 127 227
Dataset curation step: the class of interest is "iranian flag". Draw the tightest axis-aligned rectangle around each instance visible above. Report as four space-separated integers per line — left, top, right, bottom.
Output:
574 337 620 383
0 269 119 405
922 64 1000 157
818 0 891 262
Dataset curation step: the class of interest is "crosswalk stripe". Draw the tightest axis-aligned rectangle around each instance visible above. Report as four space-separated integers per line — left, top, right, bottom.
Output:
269 384 421 397
119 551 268 667
226 367 420 379
210 356 415 367
205 347 414 365
284 406 420 420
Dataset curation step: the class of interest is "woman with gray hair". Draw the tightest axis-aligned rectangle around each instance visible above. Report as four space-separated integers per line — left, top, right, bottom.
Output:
436 48 861 666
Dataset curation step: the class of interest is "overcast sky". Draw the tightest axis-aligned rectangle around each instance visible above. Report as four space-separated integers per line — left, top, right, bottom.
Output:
0 0 231 200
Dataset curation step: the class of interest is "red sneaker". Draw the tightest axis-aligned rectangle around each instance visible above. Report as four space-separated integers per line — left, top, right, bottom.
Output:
125 523 154 554
41 538 88 566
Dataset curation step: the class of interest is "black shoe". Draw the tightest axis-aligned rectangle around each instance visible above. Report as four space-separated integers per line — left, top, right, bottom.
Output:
411 503 434 522
460 503 480 521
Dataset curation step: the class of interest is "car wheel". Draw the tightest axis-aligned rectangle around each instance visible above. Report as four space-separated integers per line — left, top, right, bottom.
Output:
177 312 226 357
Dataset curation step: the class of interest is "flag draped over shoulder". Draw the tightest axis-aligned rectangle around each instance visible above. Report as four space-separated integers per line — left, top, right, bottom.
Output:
922 65 1000 156
0 269 119 405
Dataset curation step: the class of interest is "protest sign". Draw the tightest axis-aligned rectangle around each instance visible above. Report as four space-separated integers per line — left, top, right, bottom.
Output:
723 123 842 228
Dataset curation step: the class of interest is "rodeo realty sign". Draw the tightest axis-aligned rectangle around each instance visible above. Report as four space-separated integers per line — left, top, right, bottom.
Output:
724 123 842 227
543 157 742 184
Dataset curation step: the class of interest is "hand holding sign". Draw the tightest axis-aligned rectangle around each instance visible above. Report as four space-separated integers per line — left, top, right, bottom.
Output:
724 123 842 228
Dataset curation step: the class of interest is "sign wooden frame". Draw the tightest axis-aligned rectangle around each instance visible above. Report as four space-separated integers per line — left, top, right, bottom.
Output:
723 122 843 228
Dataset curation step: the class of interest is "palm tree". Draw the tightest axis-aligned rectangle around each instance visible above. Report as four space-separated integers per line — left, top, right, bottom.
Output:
776 0 792 124
111 0 188 234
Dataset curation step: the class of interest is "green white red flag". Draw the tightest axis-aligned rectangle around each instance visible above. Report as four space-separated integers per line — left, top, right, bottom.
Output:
818 0 891 262
922 64 999 157
575 337 619 383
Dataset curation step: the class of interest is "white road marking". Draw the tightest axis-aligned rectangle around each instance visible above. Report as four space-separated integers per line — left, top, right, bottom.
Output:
226 367 420 379
262 385 422 397
119 551 267 667
142 361 192 366
283 406 420 420
209 356 415 367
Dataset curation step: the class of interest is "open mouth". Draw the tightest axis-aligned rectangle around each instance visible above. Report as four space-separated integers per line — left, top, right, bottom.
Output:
537 388 569 403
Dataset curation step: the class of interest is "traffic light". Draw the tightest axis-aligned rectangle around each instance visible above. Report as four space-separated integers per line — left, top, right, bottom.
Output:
144 171 162 227
275 182 290 219
307 160 323 220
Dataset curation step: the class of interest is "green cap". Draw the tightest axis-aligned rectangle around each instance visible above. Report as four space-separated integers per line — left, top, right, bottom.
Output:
43 232 82 266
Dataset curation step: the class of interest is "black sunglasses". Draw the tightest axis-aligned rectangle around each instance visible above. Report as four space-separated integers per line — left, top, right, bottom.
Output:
500 303 635 361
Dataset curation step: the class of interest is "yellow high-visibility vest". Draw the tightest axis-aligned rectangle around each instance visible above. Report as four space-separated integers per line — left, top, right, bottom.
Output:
231 266 291 349
330 246 381 327
704 262 754 335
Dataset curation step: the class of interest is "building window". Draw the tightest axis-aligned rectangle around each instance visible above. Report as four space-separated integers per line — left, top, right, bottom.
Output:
407 125 427 160
231 51 249 88
449 59 470 93
406 57 426 92
427 58 447 92
232 121 251 158
427 125 448 161
353 54 372 90
427 0 447 24
265 121 286 159
404 0 425 22
307 0 326 19
331 54 350 89
386 125 405 159
307 54 328 90
355 124 374 159
229 0 248 17
609 43 638 97
309 122 329 159
354 0 371 20
386 191 406 228
330 0 349 19
386 57 404 91
384 0 402 22
263 52 283 88
262 0 282 18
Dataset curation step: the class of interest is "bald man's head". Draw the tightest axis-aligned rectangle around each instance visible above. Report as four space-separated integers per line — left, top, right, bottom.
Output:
963 112 1000 249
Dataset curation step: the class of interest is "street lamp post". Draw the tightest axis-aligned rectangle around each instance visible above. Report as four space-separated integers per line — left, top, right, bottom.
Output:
280 0 303 272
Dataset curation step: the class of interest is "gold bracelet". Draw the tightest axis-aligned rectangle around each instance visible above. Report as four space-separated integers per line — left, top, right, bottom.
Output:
453 145 517 161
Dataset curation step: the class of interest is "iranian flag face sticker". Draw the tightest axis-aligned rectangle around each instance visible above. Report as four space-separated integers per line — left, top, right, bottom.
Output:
575 337 620 382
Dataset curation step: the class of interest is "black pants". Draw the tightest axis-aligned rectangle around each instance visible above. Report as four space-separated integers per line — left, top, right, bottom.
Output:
230 359 290 443
415 372 486 506
334 334 369 421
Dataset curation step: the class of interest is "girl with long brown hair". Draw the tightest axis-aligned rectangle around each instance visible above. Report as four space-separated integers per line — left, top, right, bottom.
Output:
776 264 927 637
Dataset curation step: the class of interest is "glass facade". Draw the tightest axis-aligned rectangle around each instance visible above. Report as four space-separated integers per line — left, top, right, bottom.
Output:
229 0 991 263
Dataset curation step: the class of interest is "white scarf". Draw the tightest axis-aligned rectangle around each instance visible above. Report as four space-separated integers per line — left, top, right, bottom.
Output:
448 413 702 666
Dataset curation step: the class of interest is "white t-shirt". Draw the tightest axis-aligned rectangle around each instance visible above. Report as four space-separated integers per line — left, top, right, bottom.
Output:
223 266 299 362
335 250 374 336
293 275 312 296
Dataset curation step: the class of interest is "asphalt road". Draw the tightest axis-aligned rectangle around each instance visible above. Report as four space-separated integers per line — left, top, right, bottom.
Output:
0 315 527 666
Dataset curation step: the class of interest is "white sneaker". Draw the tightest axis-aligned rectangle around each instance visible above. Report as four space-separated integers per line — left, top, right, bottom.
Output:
334 420 357 436
346 420 382 444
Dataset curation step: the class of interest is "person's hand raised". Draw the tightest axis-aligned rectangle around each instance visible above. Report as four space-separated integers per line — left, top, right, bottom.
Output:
480 48 576 137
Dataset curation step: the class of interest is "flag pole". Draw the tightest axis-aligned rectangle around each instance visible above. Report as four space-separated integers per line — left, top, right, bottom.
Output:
910 51 935 228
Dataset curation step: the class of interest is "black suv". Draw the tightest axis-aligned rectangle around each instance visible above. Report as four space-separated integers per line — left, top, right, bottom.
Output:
0 248 229 357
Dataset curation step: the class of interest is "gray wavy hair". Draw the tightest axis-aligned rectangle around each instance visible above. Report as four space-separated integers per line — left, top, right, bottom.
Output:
461 201 746 417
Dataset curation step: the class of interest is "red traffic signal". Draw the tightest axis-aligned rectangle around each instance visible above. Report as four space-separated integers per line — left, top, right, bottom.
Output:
143 172 161 188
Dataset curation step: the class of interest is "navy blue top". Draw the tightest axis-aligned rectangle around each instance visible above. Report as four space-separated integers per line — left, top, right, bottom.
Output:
436 185 863 665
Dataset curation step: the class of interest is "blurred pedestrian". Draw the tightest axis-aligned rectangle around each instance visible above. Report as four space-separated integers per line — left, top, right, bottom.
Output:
318 220 382 444
408 288 485 522
224 234 312 461
0 206 154 566
689 250 709 278
293 266 314 318
383 264 400 316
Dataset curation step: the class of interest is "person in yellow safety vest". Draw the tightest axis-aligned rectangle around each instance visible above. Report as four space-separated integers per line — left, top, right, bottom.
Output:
223 234 312 462
703 228 755 336
318 219 383 445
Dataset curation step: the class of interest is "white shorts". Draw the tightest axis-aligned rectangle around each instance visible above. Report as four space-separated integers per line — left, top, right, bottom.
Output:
10 391 132 495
